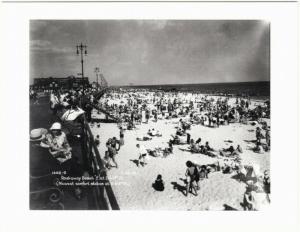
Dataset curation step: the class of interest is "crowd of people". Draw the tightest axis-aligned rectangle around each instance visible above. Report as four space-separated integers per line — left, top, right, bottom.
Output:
30 86 271 209
97 89 270 129
94 88 271 209
30 87 102 200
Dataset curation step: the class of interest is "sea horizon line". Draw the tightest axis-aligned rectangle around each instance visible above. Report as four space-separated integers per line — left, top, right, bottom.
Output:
113 80 270 87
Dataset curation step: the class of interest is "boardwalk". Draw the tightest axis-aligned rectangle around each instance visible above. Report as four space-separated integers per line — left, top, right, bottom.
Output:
30 95 90 209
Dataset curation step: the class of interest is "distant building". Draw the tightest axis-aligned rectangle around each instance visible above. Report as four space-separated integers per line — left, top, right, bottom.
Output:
32 76 89 90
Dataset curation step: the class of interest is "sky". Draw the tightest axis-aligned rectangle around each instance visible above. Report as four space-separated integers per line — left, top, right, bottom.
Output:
30 20 270 86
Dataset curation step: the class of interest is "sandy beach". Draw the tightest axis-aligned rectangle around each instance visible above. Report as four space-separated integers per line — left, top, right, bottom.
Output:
90 96 270 210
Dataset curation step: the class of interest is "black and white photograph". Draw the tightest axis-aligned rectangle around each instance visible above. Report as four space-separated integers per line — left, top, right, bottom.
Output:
29 20 271 210
0 1 299 232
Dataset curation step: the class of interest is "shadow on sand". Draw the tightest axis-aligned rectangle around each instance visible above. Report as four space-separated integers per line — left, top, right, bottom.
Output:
244 139 257 144
223 204 238 211
178 148 192 153
130 159 139 167
171 181 186 196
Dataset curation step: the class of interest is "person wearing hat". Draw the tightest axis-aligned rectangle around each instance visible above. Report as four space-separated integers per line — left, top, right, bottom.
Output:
30 128 48 146
44 122 84 199
43 122 72 164
30 128 60 176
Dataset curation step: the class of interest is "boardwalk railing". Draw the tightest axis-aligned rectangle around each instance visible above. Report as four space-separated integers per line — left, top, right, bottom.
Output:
91 103 121 123
83 120 120 210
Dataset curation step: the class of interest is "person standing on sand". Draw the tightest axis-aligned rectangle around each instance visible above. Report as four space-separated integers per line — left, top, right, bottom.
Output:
154 110 158 122
216 112 220 127
256 127 262 144
185 161 200 196
243 187 256 210
146 109 150 123
265 129 270 147
106 140 118 168
136 144 148 167
111 137 121 152
119 127 124 146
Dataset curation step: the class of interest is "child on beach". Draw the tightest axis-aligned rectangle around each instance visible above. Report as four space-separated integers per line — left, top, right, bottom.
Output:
136 144 148 167
152 174 165 191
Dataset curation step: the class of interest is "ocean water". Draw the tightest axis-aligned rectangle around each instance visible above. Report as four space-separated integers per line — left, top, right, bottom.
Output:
122 81 270 98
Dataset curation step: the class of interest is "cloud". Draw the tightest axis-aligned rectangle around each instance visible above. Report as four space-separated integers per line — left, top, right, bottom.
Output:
137 20 168 30
30 21 48 32
30 20 270 85
30 40 72 53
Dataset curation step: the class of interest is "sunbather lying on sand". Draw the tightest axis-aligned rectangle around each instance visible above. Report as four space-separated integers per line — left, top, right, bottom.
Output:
188 140 217 157
192 161 221 175
170 134 189 145
147 145 173 158
136 136 152 141
219 145 242 157
147 128 162 137
220 158 240 174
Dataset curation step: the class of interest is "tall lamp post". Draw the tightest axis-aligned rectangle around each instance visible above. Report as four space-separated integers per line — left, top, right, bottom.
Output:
94 67 100 90
76 43 87 95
